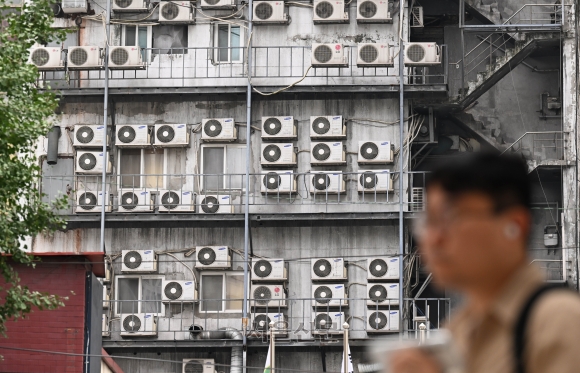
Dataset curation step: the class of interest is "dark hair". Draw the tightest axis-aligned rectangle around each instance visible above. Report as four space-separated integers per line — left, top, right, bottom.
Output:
425 152 531 212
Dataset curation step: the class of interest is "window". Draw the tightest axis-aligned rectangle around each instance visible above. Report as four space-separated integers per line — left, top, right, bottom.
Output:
200 272 244 312
118 148 165 189
153 25 188 54
213 24 242 63
200 145 246 191
122 25 152 61
115 275 164 315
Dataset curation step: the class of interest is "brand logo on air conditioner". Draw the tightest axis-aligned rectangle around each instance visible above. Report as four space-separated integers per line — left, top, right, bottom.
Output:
221 196 230 201
219 247 227 250
178 124 185 128
183 191 191 196
140 191 148 196
334 285 343 289
144 250 152 254
274 259 283 263
333 116 341 120
274 286 281 294
390 311 397 315
333 142 340 146
333 259 342 262
97 126 104 129
225 119 233 122
185 281 193 285
390 258 398 262
335 45 341 50
145 314 151 318
381 142 389 146
98 153 103 156
284 117 292 120
274 314 282 318
389 285 397 288
283 144 292 148
335 313 343 317
138 125 146 129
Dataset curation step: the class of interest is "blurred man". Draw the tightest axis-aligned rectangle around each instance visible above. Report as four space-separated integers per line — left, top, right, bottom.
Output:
391 153 580 373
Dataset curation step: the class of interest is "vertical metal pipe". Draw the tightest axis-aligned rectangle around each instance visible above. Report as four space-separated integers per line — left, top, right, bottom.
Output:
398 0 405 336
100 0 111 255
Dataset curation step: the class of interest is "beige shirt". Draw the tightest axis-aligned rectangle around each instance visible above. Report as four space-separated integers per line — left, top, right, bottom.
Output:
447 264 580 373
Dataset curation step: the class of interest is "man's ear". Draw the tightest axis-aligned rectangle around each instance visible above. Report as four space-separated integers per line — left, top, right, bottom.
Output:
502 207 531 242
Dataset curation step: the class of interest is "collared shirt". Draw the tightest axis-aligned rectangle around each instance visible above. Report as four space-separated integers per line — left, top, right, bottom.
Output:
447 264 580 373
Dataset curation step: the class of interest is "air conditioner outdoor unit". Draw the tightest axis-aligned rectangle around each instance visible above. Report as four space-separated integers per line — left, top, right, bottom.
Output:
103 286 110 308
358 170 392 193
200 0 235 9
411 187 425 212
252 259 287 281
73 125 107 147
195 246 231 269
358 141 393 164
368 257 399 281
311 258 347 281
312 284 348 308
312 312 345 334
158 190 195 212
310 171 345 194
357 0 391 23
261 171 296 194
197 195 234 214
252 313 287 334
182 359 216 373
253 1 289 24
75 191 111 213
102 314 110 337
116 125 150 146
357 43 393 67
122 250 158 273
404 43 441 66
367 310 399 333
118 189 153 212
251 284 286 308
75 151 112 174
159 1 195 23
120 313 157 336
113 0 148 12
367 283 400 307
261 116 296 140
162 280 197 302
313 0 348 23
410 6 424 27
311 44 348 67
261 143 297 167
310 116 346 139
201 118 237 142
154 124 190 147
310 142 346 166
61 0 87 13
29 47 64 71
67 46 103 70
109 46 146 69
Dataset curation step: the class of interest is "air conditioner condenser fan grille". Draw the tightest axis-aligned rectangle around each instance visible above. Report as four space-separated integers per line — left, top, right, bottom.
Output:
312 117 330 134
255 2 273 19
315 313 332 329
111 47 129 65
184 361 204 373
76 126 94 144
121 192 139 210
359 45 379 63
312 174 331 191
201 196 220 213
157 125 176 143
161 191 180 210
204 0 220 4
254 286 272 305
31 49 50 66
164 281 183 300
312 143 331 161
358 1 377 18
406 44 426 63
79 192 98 210
197 247 217 265
369 284 388 302
69 48 88 65
124 250 143 269
314 286 332 304
313 259 332 277
369 258 388 277
360 172 378 189
254 314 271 332
315 1 333 19
263 173 282 190
161 2 180 20
78 153 97 170
118 125 137 143
254 260 273 277
123 314 142 332
115 0 133 8
360 142 379 159
263 145 282 162
313 45 333 63
263 117 282 135
369 312 388 330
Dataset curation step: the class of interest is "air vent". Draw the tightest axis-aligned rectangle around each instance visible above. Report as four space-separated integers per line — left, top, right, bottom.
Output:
356 0 391 23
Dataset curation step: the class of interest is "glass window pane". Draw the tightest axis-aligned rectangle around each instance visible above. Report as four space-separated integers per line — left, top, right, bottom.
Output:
138 26 148 60
141 278 162 313
120 149 141 188
153 25 188 54
217 25 229 62
144 148 164 189
201 275 223 311
230 26 240 61
225 147 246 189
225 274 244 311
125 26 136 46
118 278 139 314
202 147 224 191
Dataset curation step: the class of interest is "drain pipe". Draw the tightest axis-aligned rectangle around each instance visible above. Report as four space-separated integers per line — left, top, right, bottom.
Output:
398 0 405 336
197 328 243 373
99 0 111 256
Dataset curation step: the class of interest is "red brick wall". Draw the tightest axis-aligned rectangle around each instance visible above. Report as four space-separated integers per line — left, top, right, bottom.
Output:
0 257 87 373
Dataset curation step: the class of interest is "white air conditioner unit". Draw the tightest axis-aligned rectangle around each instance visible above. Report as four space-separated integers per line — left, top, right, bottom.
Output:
312 284 348 307
109 46 145 69
118 189 153 213
312 311 345 334
253 1 289 24
197 195 234 214
261 143 297 167
367 283 400 306
404 43 441 66
102 314 110 337
195 246 231 269
261 171 296 194
162 280 197 302
154 124 190 147
410 6 424 27
311 258 347 281
120 313 157 336
311 44 348 67
251 284 286 308
67 46 103 70
103 286 110 308
310 116 346 139
182 359 215 373
158 190 195 212
73 125 107 147
62 0 87 13
368 256 400 281
411 187 425 212
357 43 393 67
358 141 393 164
261 116 296 140
159 1 195 23
358 170 393 193
367 310 399 333
116 125 150 147
75 151 112 174
200 0 235 8
29 47 64 71
356 0 391 23
122 250 158 273
252 259 287 281
113 0 148 12
310 171 345 194
75 191 111 213
252 313 287 334
310 142 346 166
201 118 237 142
313 0 348 23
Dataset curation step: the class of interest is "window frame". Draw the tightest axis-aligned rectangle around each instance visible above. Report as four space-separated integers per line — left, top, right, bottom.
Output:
212 23 243 64
121 24 152 62
200 144 247 192
114 274 165 316
117 148 167 190
199 271 246 314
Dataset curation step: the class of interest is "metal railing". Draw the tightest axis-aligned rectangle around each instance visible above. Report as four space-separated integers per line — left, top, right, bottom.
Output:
503 4 564 26
501 131 566 164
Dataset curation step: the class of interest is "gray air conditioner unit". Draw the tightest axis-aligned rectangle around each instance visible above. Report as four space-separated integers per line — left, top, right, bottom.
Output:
197 195 234 214
251 284 286 308
311 44 348 67
367 310 399 333
29 47 64 71
358 141 393 164
120 313 157 336
311 258 347 281
158 190 195 212
358 170 393 193
253 1 289 24
310 142 346 166
122 250 158 273
312 284 348 307
366 283 400 307
195 246 231 269
313 0 348 23
310 115 346 139
113 0 148 12
367 256 400 281
310 171 345 194
162 280 197 302
261 143 297 167
252 313 287 335
201 118 237 142
75 191 111 213
252 259 287 281
75 151 112 174
357 0 391 23
118 189 153 213
357 43 393 67
312 311 345 334
154 124 190 147
62 0 87 13
261 170 296 194
73 125 108 147
159 1 195 23
67 46 103 70
404 43 441 66
109 46 146 69
116 125 150 147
